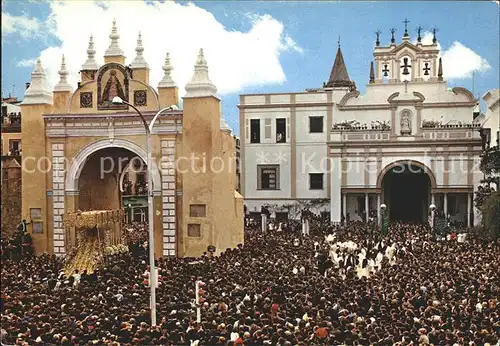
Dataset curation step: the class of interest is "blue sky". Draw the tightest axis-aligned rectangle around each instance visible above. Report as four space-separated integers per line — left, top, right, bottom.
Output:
2 1 499 135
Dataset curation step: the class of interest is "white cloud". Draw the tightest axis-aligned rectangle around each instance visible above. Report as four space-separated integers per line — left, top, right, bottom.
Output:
9 1 302 95
440 42 491 79
415 31 491 80
17 59 36 67
1 11 41 39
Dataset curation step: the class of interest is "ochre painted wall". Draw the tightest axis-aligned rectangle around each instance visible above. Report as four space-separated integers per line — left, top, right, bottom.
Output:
21 58 243 258
20 102 53 255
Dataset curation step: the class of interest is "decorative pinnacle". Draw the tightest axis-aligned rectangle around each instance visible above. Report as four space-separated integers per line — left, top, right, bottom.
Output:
87 34 95 57
104 19 124 57
375 29 381 46
55 54 72 91
110 18 119 40
431 27 439 44
184 48 217 98
136 32 143 53
158 51 175 87
196 48 207 66
34 58 44 74
82 34 99 70
59 55 68 77
130 31 148 68
390 28 396 44
416 26 423 43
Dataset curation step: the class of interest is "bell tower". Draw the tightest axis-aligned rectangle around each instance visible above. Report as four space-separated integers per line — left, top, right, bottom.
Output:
372 21 441 84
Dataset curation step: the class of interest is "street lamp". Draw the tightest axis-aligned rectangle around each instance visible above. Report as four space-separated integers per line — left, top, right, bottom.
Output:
379 204 388 235
429 203 437 231
112 96 178 326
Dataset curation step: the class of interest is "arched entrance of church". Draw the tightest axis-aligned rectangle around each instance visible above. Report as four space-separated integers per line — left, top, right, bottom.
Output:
77 147 147 217
379 161 435 223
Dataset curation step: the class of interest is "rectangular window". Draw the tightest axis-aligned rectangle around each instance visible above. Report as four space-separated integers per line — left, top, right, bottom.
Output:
187 224 201 237
250 119 260 143
257 165 279 190
309 173 324 190
1 106 7 119
32 222 43 234
190 204 206 217
30 208 42 219
276 118 286 143
9 140 20 151
309 116 324 133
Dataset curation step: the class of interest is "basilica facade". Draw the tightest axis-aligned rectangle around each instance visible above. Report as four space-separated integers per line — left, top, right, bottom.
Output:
21 20 243 257
240 23 483 226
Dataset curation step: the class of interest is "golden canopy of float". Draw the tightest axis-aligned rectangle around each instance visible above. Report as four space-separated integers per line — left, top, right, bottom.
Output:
62 209 125 229
63 209 126 275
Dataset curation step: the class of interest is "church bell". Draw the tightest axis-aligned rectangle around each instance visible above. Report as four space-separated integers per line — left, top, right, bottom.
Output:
424 63 430 76
402 58 410 75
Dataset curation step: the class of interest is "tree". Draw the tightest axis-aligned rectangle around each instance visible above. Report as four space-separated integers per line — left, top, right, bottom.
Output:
480 190 500 239
475 143 499 210
1 171 22 238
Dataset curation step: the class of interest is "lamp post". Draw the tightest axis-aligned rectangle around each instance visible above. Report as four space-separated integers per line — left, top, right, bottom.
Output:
379 204 388 235
429 203 436 233
112 96 178 326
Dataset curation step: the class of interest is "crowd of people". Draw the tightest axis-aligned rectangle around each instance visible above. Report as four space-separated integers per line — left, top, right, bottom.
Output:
1 219 499 345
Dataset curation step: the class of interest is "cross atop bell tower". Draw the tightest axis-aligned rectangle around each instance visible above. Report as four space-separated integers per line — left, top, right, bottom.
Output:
402 18 410 41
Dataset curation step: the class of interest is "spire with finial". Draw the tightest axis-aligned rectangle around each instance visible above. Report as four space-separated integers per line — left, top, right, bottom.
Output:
158 51 176 88
22 58 53 105
402 18 410 38
416 26 423 44
324 44 355 90
432 27 438 44
437 57 443 81
130 31 149 68
82 34 99 70
104 19 124 57
369 61 375 84
54 55 72 92
390 28 397 45
375 30 381 47
184 48 217 98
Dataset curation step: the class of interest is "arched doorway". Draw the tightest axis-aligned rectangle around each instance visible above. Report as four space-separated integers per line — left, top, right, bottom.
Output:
380 161 435 223
78 147 145 213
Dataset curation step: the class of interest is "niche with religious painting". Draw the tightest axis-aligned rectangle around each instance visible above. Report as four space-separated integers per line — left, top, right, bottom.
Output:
97 63 129 110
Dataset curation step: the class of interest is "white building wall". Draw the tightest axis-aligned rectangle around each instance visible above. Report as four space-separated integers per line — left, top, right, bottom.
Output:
244 145 291 199
295 143 328 198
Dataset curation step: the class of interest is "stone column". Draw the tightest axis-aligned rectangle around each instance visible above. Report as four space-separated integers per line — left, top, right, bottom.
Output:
431 193 436 227
261 213 267 233
365 193 369 222
377 194 381 224
467 193 472 228
444 193 448 217
161 140 177 257
342 193 347 222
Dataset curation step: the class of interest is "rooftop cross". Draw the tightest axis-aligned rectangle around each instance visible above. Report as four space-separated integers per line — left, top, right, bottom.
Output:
403 18 410 36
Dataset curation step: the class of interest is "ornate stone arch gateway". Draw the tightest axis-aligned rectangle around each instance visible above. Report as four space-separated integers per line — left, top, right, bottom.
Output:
65 138 162 194
20 20 244 259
